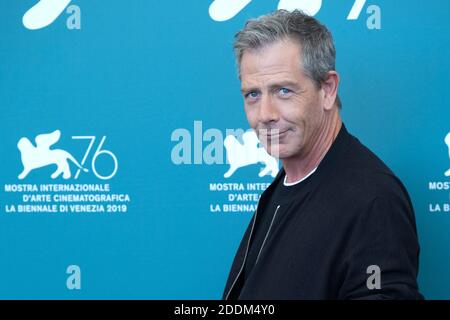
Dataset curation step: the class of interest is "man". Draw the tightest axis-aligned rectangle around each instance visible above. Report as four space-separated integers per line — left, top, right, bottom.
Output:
223 10 423 300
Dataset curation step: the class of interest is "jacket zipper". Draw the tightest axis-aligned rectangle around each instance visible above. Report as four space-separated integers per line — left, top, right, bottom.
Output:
255 204 280 265
224 204 281 300
224 205 260 300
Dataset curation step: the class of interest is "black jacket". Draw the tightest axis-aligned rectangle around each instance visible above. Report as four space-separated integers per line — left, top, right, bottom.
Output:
223 125 423 300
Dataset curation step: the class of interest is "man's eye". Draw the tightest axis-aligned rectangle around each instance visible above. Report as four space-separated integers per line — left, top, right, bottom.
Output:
278 88 292 96
245 92 259 99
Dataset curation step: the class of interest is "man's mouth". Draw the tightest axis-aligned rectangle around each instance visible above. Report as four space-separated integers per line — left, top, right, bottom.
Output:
259 129 289 136
258 129 289 141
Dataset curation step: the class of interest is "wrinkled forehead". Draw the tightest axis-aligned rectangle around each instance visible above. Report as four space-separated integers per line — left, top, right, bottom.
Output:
239 39 304 78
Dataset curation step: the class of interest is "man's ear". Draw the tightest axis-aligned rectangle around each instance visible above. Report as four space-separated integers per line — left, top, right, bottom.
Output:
321 71 339 111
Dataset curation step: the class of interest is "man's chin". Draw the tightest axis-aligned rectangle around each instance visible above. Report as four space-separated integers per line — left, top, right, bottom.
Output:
265 146 282 159
266 145 299 160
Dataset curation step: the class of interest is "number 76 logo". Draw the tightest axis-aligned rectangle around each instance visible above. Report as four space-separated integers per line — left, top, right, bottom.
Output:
17 130 118 180
72 135 118 180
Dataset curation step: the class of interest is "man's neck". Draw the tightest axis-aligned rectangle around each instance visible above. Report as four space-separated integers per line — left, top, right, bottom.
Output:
282 111 342 184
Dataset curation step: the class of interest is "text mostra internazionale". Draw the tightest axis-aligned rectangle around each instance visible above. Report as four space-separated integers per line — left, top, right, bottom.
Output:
4 184 112 192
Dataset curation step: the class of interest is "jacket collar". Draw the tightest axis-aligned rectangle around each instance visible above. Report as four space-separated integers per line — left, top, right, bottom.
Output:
259 123 351 204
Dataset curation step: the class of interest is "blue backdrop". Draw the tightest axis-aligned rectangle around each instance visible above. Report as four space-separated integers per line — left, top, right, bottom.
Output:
0 0 449 299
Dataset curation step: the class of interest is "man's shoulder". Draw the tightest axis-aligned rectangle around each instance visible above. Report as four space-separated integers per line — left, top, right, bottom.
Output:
342 131 393 175
326 131 411 205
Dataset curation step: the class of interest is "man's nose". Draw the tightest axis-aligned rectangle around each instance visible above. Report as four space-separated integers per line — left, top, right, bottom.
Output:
258 94 279 123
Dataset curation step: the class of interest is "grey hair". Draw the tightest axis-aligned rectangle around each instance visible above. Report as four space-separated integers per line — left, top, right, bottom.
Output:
234 9 341 108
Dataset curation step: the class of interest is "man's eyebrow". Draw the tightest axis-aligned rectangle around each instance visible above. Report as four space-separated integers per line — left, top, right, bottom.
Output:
240 86 260 93
268 81 301 90
241 81 301 93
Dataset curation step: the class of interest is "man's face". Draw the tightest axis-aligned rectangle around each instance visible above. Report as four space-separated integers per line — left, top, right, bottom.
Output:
240 39 327 160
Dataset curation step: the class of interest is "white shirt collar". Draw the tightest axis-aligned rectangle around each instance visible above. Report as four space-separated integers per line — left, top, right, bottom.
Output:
283 167 318 187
